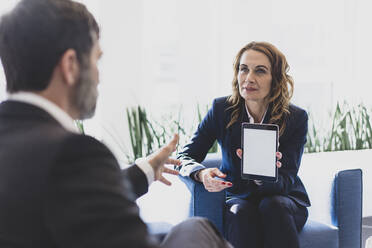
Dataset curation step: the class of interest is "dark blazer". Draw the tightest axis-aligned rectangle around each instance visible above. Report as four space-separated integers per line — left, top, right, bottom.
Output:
0 101 158 248
178 96 310 207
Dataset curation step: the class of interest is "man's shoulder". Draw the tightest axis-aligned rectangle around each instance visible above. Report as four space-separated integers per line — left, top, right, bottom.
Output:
58 133 112 157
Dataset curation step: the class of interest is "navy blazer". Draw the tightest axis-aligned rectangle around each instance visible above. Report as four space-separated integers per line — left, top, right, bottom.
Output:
178 96 310 207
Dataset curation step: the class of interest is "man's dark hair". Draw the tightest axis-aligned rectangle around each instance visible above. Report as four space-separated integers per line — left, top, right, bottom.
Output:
0 0 99 93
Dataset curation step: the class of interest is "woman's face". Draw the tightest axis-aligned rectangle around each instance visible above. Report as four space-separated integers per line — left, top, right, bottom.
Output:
238 49 272 104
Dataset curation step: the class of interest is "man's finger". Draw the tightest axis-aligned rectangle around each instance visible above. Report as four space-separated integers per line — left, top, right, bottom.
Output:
159 176 172 186
157 134 179 158
236 148 242 159
166 158 181 166
163 167 179 175
150 134 179 165
166 134 179 152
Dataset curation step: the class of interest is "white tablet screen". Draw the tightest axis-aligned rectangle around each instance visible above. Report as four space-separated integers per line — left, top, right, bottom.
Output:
243 128 277 177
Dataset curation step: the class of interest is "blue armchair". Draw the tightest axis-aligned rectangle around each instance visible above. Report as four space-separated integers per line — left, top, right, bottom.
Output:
179 153 362 248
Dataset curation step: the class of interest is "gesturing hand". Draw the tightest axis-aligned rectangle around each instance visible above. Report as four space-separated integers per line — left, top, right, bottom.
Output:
235 148 282 185
147 134 181 186
197 168 233 192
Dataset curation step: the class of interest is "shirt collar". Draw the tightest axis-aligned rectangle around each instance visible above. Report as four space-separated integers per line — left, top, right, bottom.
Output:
7 92 79 133
244 103 268 124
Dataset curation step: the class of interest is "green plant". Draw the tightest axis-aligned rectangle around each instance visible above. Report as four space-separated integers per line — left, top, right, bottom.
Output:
305 102 372 153
304 112 322 153
75 120 85 134
126 106 155 162
125 104 218 163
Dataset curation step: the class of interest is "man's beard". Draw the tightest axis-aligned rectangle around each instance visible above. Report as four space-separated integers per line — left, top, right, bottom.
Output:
72 65 98 120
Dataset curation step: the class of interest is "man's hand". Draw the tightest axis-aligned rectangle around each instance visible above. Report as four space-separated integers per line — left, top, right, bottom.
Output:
236 148 282 185
148 134 181 186
197 168 233 192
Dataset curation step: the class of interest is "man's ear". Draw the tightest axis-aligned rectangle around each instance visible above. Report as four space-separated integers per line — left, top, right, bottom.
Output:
59 49 79 86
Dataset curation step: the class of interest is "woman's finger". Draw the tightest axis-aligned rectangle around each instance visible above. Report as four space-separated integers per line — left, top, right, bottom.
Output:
254 180 263 186
276 152 282 160
276 161 282 168
236 148 242 159
212 168 226 178
210 179 232 187
205 184 231 192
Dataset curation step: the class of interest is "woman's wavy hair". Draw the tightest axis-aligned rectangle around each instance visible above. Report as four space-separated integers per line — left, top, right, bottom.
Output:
226 41 294 136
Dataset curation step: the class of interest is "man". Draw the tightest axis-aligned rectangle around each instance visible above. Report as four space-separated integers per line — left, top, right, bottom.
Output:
0 0 232 247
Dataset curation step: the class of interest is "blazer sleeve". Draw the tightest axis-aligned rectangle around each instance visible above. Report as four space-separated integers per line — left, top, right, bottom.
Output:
44 134 158 248
176 99 220 177
256 110 308 195
123 164 149 198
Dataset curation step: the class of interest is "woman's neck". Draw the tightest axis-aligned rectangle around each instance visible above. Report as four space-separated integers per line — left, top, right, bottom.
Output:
245 100 269 123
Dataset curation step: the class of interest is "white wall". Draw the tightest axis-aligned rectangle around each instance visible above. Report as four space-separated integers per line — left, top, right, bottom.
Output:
0 1 20 101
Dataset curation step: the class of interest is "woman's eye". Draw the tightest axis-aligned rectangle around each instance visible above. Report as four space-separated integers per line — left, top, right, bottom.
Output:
256 69 266 74
240 67 248 72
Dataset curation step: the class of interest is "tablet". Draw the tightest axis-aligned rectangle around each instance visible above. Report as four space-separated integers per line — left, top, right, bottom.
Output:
241 123 279 182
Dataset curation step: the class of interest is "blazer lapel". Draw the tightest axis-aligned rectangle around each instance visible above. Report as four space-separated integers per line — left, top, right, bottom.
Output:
229 103 247 151
263 103 273 124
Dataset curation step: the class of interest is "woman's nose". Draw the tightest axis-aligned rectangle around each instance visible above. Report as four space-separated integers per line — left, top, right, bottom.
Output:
244 71 254 83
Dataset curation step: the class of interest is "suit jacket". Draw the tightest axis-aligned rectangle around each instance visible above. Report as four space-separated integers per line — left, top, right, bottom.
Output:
178 96 310 207
0 100 159 248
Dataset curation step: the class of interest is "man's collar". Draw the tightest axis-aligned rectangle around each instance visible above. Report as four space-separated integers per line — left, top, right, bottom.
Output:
7 92 79 133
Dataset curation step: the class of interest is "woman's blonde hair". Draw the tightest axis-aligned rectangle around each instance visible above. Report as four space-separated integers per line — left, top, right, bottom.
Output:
226 41 294 135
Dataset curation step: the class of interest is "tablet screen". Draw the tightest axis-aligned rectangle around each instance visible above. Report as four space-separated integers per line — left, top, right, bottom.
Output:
241 123 278 181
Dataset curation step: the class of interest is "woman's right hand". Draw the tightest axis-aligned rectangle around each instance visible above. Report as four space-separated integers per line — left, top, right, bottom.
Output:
197 168 233 192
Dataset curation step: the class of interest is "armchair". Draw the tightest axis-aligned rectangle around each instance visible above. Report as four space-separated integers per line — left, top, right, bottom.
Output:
179 153 362 248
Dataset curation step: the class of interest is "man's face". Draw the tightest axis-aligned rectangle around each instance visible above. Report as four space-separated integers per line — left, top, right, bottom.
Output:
73 35 102 120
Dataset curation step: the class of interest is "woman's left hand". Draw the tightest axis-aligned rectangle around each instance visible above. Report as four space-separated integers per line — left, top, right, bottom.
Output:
235 149 282 168
236 149 282 185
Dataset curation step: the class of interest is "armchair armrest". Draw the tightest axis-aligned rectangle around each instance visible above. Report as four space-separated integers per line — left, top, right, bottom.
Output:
332 169 362 248
178 153 226 235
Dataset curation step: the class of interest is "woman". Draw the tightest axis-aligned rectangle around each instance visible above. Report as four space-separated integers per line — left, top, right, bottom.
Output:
177 41 310 248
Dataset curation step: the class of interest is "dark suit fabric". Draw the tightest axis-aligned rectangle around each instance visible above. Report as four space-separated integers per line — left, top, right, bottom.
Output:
179 96 310 207
0 101 156 248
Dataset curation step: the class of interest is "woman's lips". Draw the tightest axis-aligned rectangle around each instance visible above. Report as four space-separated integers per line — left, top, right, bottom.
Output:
243 87 258 92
